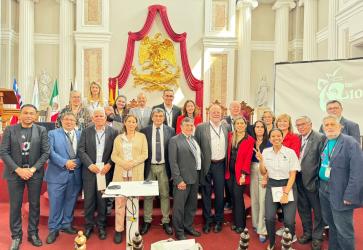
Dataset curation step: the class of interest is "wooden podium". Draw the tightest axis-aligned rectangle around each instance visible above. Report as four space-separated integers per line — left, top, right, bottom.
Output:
0 88 20 129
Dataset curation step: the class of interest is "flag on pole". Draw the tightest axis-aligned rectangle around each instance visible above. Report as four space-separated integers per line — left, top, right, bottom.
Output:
49 79 59 123
49 79 59 106
109 85 115 106
10 78 23 125
32 77 40 110
70 81 74 91
115 78 119 98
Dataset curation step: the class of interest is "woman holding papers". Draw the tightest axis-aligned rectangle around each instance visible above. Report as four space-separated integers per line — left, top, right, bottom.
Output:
111 114 148 244
256 128 300 250
225 117 255 234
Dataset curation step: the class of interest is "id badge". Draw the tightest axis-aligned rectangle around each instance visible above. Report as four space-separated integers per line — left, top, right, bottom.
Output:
325 166 331 178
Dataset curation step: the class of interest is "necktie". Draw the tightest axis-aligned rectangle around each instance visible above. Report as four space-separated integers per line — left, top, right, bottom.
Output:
66 132 76 159
156 127 161 162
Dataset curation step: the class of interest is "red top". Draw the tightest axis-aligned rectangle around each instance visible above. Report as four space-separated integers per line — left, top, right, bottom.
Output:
283 132 301 158
175 115 203 134
225 132 255 185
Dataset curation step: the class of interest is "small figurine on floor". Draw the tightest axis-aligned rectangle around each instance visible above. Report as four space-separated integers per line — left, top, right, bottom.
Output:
238 228 250 250
74 231 87 250
132 232 143 250
281 228 293 250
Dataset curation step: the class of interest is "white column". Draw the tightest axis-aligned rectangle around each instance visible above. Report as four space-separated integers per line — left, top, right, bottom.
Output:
328 0 338 59
301 0 318 60
18 0 35 104
236 0 258 102
273 0 296 63
59 0 75 108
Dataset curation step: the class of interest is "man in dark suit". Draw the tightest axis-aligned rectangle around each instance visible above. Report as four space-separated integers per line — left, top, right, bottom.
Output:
139 108 175 235
295 116 325 250
44 112 82 244
319 115 363 250
77 107 118 240
152 89 181 130
0 104 50 250
195 103 229 233
319 100 360 144
169 117 202 240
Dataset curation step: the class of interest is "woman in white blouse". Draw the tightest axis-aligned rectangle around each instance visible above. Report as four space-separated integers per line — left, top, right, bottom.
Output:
256 128 300 250
111 114 148 244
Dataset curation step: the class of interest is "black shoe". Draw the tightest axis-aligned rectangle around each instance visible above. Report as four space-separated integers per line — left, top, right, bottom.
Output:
214 222 222 233
235 227 243 234
298 234 312 244
311 239 322 250
114 232 122 244
10 238 22 250
61 226 77 235
162 223 173 235
176 234 187 240
140 222 151 235
27 234 43 247
230 224 237 231
184 228 201 237
84 228 93 239
202 223 211 234
98 227 107 240
46 231 59 244
224 202 232 210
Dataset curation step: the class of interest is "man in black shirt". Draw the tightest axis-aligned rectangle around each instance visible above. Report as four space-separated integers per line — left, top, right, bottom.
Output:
0 104 50 250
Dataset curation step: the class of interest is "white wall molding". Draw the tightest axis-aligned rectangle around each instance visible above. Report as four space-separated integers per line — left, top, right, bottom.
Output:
316 27 328 43
289 39 303 51
0 28 18 44
202 37 238 48
336 0 363 26
34 33 59 45
251 41 275 51
74 32 112 43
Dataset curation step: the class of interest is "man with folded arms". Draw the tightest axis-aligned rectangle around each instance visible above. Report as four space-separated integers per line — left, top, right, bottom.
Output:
0 104 50 250
169 117 202 240
45 112 82 244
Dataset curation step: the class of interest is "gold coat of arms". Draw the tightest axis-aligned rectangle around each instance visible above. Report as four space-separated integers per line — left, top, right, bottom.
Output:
132 33 180 91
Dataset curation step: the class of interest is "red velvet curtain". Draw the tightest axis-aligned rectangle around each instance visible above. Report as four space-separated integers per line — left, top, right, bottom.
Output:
108 5 204 109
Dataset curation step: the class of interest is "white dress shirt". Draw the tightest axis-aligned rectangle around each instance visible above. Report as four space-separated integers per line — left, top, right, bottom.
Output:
151 125 165 164
164 105 173 127
210 122 226 160
95 127 106 164
262 145 301 180
300 130 312 160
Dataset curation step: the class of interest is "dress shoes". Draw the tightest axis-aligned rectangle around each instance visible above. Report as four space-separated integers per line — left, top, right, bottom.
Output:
46 231 59 244
114 231 122 244
298 234 312 244
10 238 22 250
84 228 93 239
312 239 322 250
162 223 173 235
235 227 243 234
202 223 211 234
176 234 187 240
184 228 201 237
98 227 107 240
214 222 222 233
140 222 151 235
61 226 77 235
27 234 43 247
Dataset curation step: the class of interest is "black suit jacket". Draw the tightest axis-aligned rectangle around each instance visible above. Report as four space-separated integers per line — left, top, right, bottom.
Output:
0 124 50 180
152 103 182 129
299 130 325 192
77 125 118 183
140 124 175 179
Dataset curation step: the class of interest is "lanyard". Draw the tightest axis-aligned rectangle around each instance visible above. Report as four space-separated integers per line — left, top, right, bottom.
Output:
165 109 172 126
210 123 222 138
96 132 105 145
327 141 337 162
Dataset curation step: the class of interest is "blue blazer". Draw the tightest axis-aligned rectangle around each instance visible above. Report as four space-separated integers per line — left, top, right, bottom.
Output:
45 128 82 185
322 134 363 211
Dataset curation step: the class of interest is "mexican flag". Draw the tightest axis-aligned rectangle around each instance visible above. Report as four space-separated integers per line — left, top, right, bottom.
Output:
49 79 59 122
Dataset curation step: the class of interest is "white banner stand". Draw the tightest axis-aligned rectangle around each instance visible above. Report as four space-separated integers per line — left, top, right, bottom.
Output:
104 181 159 250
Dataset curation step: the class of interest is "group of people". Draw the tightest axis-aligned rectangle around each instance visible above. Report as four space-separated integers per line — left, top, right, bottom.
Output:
1 82 362 250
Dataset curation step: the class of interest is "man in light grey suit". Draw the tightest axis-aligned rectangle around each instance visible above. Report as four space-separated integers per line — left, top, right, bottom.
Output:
295 116 325 250
169 117 202 240
319 100 360 144
129 92 152 130
195 103 229 234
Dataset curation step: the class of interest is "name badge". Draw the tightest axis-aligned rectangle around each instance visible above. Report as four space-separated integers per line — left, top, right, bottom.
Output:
325 166 331 178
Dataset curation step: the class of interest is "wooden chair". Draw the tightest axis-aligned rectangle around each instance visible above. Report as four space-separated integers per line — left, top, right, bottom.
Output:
127 99 138 109
240 101 254 124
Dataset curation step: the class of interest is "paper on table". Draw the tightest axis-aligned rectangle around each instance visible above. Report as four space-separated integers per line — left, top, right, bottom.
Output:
271 187 294 202
96 162 106 191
